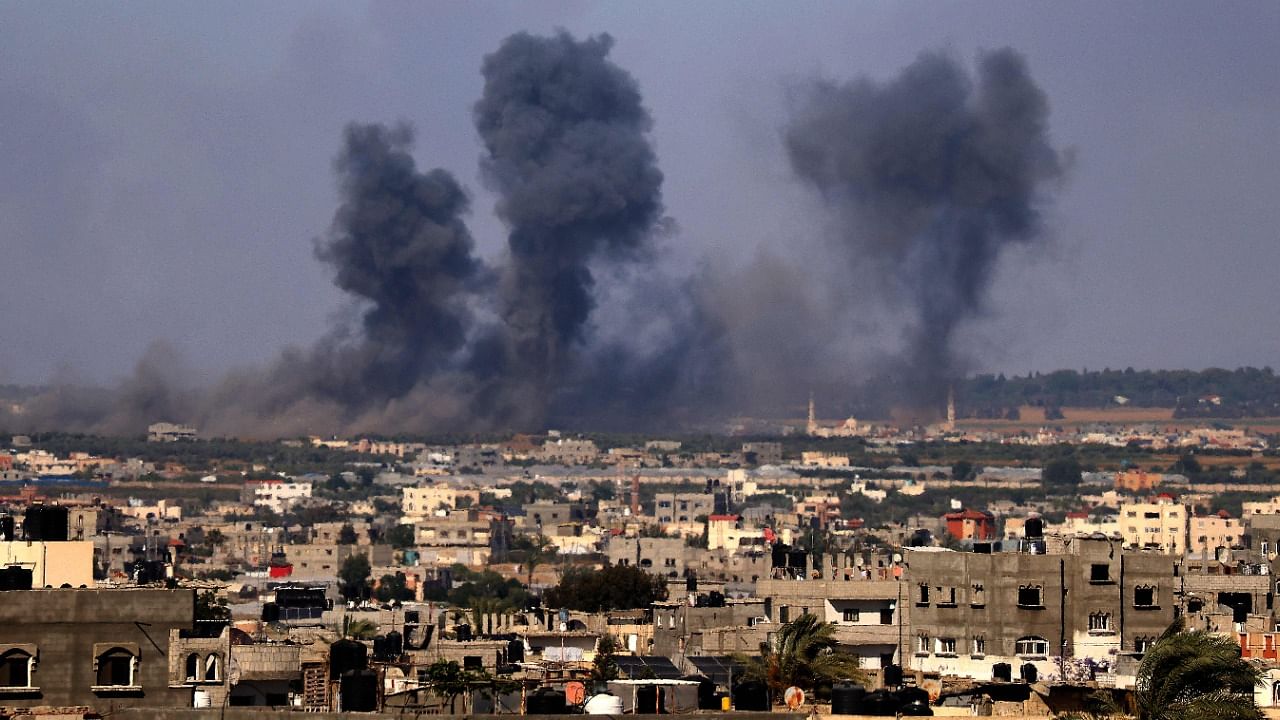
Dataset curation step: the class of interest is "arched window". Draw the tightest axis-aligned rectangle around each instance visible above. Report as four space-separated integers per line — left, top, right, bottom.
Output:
1015 636 1049 657
94 646 138 688
0 648 33 688
185 653 200 681
204 653 219 681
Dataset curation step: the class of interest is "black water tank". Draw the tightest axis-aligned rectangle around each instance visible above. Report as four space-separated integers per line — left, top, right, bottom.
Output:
883 664 904 688
1021 663 1038 683
507 638 524 664
831 683 867 715
771 546 787 568
0 515 14 541
526 688 567 714
861 689 902 716
1025 516 1044 539
0 566 33 591
788 550 807 568
329 639 368 676
261 602 280 623
901 700 933 716
456 624 472 641
732 680 770 711
896 687 929 707
339 669 378 712
384 630 402 657
372 636 388 659
686 574 698 592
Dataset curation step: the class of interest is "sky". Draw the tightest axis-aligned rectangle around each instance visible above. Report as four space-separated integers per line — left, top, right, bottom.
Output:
1 1 1277 389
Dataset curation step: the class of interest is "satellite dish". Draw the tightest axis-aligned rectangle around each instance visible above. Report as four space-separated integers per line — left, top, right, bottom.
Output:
784 686 805 709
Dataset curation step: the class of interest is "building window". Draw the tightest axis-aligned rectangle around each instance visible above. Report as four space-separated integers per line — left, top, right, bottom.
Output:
0 648 34 688
936 637 957 655
843 609 860 623
1090 564 1111 583
1015 636 1049 657
1134 636 1155 654
971 636 986 657
917 584 930 604
880 609 894 625
204 654 220 681
1134 585 1157 608
94 646 138 689
939 586 956 606
1017 585 1044 608
185 653 200 682
1089 612 1112 632
971 583 986 606
916 635 930 655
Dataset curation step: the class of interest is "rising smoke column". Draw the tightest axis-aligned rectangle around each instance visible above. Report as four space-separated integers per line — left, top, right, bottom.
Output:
312 122 484 407
473 31 666 414
785 49 1064 410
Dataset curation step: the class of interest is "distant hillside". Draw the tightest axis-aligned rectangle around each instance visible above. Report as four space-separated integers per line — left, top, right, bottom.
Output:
958 367 1280 419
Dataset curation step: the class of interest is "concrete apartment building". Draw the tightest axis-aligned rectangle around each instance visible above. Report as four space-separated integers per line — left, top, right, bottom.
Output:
1119 496 1188 555
755 576 907 672
0 589 196 710
654 492 715 529
906 537 1176 685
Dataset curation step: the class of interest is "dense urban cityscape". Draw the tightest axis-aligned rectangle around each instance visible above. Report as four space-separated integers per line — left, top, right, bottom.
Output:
2 3 1277 719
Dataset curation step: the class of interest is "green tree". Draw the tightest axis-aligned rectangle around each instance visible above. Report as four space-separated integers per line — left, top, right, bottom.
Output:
425 659 480 714
592 634 621 681
386 524 416 549
374 572 415 602
739 614 865 703
951 460 975 481
195 590 230 622
338 524 358 545
511 534 556 588
1042 456 1082 491
544 564 667 612
1097 618 1261 720
344 617 377 640
338 553 371 601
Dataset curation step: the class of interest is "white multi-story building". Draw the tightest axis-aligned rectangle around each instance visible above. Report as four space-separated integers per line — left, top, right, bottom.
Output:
246 480 313 514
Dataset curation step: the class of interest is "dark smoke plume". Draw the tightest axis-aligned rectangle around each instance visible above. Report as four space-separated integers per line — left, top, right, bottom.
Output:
473 31 666 416
785 48 1064 410
312 122 484 405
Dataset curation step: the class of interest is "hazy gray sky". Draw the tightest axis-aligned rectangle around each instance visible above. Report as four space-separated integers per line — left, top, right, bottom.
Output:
2 1 1277 387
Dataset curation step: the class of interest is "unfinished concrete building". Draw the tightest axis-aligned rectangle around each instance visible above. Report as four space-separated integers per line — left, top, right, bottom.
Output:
906 537 1176 685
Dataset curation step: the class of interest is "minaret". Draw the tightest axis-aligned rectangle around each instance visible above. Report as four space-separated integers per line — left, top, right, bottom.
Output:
807 392 817 435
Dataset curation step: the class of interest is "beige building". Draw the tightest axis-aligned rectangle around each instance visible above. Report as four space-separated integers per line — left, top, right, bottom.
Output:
0 540 95 587
1189 513 1244 555
401 484 480 521
1119 496 1188 555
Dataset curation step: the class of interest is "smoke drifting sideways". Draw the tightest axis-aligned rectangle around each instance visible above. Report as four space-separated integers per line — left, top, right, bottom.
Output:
785 48 1065 413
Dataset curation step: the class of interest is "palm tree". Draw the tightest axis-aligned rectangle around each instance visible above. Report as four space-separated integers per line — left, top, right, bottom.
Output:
739 613 866 702
1100 618 1261 720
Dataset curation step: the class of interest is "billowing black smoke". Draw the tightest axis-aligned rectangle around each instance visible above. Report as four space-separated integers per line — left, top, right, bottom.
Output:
313 122 484 404
472 31 666 414
785 48 1064 411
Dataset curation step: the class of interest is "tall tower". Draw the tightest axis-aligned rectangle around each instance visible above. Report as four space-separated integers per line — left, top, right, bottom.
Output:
945 385 956 432
807 392 817 435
